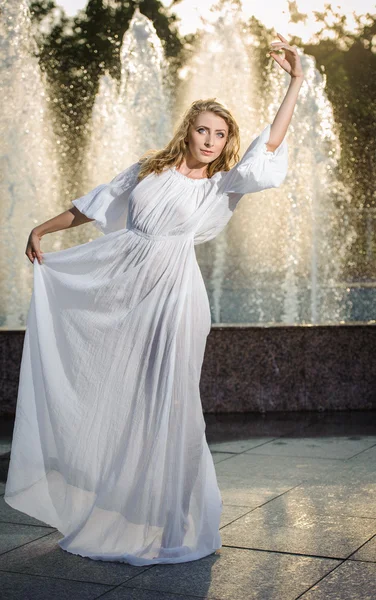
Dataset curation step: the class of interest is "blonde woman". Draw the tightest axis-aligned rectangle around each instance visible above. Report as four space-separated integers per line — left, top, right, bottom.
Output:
5 34 303 565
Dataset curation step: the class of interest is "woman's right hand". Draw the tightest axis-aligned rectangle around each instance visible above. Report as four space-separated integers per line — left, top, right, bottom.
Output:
25 229 44 265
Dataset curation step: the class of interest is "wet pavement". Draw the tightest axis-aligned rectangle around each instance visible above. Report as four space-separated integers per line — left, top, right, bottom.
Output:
0 410 375 599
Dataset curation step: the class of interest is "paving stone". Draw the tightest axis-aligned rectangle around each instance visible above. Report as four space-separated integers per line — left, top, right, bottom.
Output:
218 487 288 509
0 531 151 585
256 476 376 519
300 560 376 599
0 570 112 600
209 437 275 454
346 444 376 473
214 453 342 507
120 546 340 600
211 452 234 464
101 587 207 599
219 504 253 529
349 535 376 562
0 523 55 555
245 435 376 460
215 452 344 483
220 500 376 559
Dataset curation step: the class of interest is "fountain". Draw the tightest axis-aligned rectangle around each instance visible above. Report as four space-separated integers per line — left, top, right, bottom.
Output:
82 8 174 192
0 0 61 327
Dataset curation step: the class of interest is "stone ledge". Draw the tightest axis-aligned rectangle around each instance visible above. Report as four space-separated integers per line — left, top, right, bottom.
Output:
1 325 376 415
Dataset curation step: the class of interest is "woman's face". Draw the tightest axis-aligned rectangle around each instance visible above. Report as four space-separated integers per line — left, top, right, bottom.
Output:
185 111 229 165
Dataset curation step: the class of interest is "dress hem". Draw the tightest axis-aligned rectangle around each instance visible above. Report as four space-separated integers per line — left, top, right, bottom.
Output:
57 538 222 566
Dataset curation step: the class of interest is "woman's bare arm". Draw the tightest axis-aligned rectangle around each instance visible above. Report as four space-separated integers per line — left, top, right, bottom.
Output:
33 206 93 237
266 33 304 152
26 207 94 265
266 76 304 152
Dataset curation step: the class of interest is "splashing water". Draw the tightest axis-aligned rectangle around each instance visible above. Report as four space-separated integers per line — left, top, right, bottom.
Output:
252 52 357 324
82 8 174 192
0 0 61 327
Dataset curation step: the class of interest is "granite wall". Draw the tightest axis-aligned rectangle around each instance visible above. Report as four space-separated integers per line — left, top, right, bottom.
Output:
1 325 375 415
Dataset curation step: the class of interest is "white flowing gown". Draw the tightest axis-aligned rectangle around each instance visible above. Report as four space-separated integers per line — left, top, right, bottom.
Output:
5 125 288 566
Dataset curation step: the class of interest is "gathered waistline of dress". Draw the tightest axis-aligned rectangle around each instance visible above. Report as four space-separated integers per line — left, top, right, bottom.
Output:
128 227 194 241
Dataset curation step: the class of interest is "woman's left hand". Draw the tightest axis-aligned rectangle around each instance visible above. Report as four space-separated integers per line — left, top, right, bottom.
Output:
269 33 304 79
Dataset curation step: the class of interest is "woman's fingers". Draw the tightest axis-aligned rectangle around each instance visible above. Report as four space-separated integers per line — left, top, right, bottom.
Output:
270 52 287 65
269 53 291 73
25 241 33 263
270 42 297 54
32 231 44 264
25 236 44 264
277 32 289 44
34 248 43 264
269 33 304 78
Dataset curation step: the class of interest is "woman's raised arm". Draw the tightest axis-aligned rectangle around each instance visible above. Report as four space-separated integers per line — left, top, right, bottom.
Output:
266 33 304 152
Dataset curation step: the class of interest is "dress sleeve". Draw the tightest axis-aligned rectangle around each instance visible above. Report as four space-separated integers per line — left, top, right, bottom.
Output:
216 124 288 197
71 161 141 234
194 126 288 246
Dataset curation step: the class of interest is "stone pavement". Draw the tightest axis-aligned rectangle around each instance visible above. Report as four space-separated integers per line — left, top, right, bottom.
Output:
0 410 375 599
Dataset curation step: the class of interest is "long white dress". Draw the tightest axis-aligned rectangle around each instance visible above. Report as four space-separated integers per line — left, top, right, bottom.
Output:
5 124 288 566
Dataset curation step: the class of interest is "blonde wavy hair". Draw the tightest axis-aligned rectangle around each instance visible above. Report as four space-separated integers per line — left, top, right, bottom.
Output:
137 98 241 182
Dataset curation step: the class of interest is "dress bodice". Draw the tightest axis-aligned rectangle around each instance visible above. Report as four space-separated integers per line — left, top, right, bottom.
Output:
72 124 288 246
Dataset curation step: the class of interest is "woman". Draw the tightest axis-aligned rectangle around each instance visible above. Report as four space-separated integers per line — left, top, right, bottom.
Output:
5 34 304 565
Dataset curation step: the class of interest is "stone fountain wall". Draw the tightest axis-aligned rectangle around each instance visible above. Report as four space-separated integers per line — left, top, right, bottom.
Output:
1 325 375 416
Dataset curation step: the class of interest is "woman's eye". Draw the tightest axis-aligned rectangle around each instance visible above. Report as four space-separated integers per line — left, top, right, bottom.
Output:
197 128 224 137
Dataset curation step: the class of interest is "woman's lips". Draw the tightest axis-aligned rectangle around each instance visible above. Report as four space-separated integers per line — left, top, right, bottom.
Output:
201 149 213 155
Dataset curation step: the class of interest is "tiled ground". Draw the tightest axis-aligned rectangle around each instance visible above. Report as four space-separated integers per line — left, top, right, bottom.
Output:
0 410 375 599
